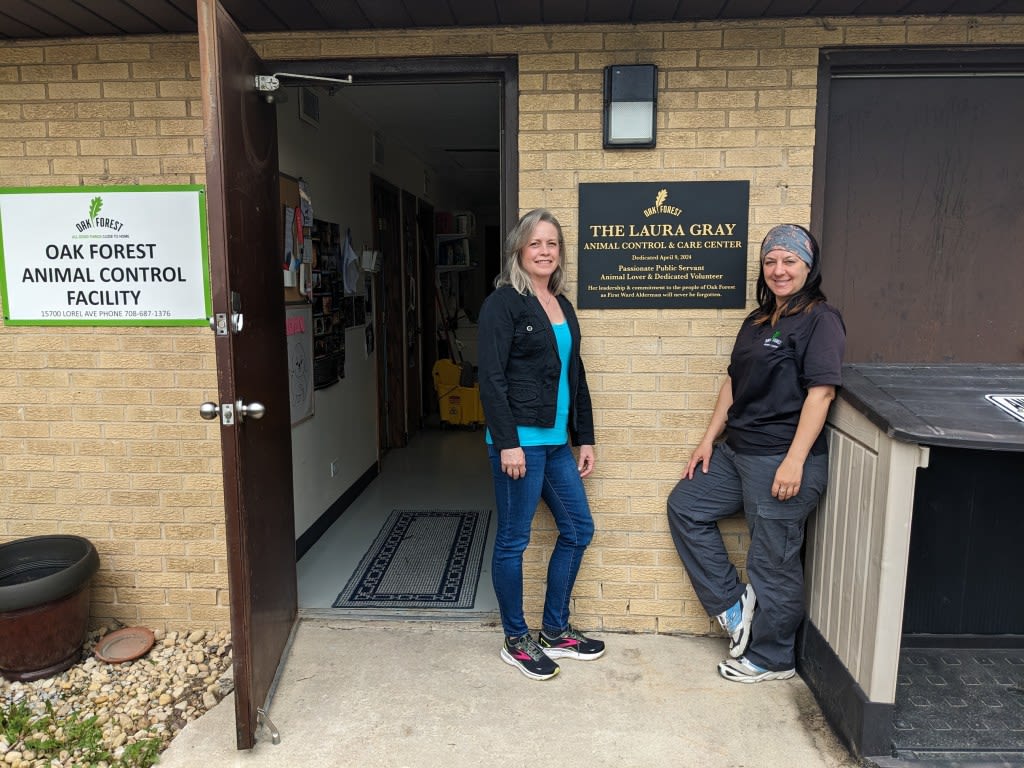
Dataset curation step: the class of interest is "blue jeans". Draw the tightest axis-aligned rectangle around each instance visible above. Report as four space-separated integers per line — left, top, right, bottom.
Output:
666 442 828 671
487 443 595 638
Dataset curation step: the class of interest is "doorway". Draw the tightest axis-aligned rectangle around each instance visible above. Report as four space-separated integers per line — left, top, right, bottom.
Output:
269 59 517 616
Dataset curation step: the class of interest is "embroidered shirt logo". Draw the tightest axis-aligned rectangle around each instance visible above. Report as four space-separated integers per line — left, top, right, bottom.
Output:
763 330 783 349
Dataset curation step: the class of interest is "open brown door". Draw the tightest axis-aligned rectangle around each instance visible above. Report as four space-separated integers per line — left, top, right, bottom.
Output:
197 0 297 750
373 176 406 450
401 189 422 438
417 201 438 417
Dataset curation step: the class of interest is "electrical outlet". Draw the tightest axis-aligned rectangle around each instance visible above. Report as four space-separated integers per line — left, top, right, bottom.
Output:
330 460 338 478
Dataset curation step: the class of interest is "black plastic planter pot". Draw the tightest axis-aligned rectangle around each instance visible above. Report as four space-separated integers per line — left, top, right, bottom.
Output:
0 535 100 682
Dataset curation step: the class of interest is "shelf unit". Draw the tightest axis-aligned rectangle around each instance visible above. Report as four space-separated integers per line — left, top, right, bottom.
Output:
310 219 344 389
435 233 470 267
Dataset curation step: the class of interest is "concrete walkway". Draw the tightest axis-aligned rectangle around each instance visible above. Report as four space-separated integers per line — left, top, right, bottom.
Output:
158 619 863 768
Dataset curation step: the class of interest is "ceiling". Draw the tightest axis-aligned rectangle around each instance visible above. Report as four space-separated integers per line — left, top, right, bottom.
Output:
5 1 1020 208
2 0 1022 40
324 80 503 206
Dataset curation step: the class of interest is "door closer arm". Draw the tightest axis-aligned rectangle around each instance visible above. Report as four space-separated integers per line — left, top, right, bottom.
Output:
255 72 354 102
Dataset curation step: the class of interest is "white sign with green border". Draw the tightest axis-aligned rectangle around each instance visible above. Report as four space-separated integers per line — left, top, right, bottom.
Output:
0 185 211 326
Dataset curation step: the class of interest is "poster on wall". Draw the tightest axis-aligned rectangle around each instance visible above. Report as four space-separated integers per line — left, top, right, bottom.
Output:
0 185 211 325
577 181 749 309
286 303 314 425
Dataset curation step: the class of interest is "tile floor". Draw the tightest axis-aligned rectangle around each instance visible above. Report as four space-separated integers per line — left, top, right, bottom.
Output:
296 425 500 621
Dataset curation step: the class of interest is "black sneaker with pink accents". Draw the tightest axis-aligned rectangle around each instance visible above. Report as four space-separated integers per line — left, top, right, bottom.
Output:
501 634 560 680
538 625 606 661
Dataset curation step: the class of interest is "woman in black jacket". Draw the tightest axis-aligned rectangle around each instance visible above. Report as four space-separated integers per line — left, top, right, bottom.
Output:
477 208 605 680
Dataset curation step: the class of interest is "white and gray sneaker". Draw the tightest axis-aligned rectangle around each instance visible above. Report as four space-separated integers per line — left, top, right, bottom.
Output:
718 655 795 683
715 582 756 658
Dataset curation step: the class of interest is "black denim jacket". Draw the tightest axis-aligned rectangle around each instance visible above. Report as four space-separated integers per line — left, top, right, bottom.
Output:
477 285 595 451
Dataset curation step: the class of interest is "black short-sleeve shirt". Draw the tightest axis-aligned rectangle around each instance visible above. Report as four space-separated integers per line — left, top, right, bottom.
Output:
725 302 846 455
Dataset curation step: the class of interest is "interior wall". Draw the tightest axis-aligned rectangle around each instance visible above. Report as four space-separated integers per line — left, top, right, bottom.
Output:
275 91 376 537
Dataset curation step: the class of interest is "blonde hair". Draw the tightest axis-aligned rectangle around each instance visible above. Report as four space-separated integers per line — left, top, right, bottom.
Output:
495 208 568 296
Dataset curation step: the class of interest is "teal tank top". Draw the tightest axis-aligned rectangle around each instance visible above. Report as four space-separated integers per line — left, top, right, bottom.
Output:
486 321 571 447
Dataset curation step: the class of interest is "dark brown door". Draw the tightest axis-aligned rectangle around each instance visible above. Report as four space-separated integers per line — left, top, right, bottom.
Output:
815 51 1024 363
401 190 422 437
417 201 437 416
197 0 296 750
372 176 405 450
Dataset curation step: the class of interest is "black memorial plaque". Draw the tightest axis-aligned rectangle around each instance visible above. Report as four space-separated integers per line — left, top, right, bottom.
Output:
577 181 749 309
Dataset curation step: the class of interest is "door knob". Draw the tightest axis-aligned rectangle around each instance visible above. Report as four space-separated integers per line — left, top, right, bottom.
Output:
237 401 266 420
199 400 264 424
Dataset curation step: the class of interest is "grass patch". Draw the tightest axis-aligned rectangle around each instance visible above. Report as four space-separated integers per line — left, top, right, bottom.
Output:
121 737 164 767
1 697 50 744
1 695 162 768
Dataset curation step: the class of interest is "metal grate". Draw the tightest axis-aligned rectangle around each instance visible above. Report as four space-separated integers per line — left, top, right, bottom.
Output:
985 394 1024 424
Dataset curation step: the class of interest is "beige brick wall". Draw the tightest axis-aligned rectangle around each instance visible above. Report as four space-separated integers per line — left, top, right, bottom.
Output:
0 36 226 629
2 15 1022 634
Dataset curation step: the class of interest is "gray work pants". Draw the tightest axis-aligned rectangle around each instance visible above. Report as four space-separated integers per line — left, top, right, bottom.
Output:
666 442 828 671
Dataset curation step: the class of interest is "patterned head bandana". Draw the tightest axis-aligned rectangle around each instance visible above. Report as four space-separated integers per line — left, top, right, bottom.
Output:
760 224 814 268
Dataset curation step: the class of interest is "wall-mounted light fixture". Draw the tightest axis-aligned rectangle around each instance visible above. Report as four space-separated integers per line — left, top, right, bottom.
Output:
603 64 658 149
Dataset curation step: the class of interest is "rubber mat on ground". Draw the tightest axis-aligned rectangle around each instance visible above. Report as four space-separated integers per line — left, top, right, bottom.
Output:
892 648 1024 756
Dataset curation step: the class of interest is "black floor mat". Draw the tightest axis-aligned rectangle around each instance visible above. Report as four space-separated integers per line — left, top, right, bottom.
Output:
892 648 1024 758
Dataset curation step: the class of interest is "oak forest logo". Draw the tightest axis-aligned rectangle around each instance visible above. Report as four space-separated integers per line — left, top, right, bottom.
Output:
642 188 683 218
75 196 126 235
763 330 783 349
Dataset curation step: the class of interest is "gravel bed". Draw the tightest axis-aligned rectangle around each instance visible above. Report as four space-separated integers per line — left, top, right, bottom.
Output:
0 626 232 768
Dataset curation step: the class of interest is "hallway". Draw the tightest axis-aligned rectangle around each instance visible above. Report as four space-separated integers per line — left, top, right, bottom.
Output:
296 426 500 621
